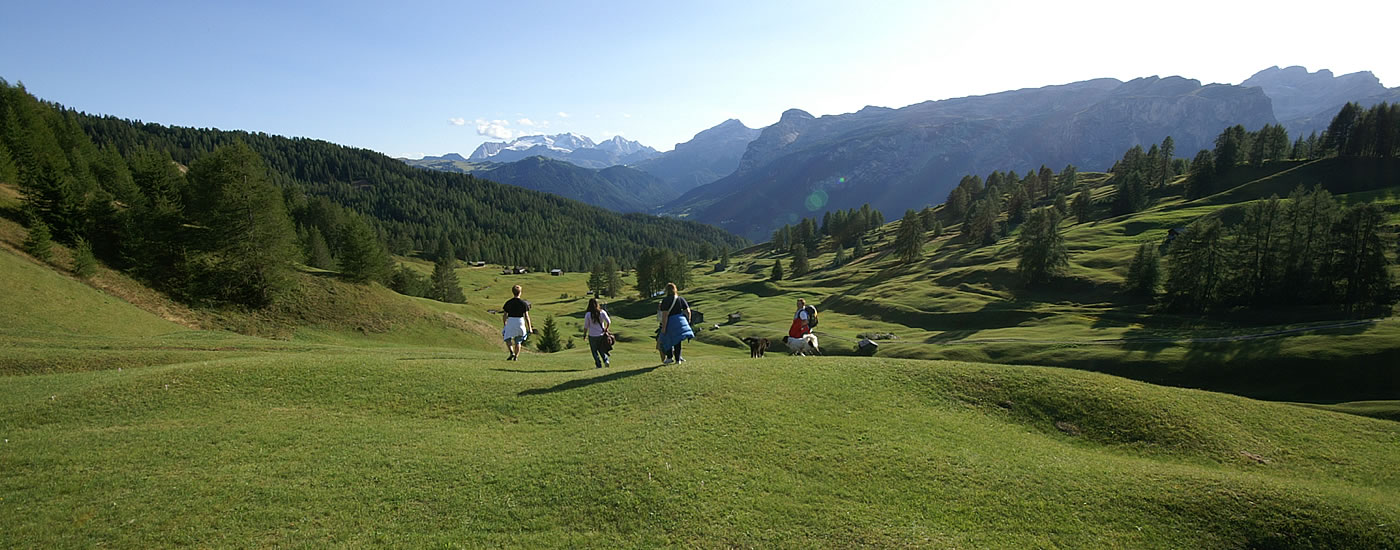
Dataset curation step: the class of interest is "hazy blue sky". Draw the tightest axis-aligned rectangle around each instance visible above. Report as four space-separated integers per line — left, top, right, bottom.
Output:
3 0 1395 158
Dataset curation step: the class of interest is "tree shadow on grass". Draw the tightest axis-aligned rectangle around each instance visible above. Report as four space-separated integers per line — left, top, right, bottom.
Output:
517 365 661 396
492 368 587 373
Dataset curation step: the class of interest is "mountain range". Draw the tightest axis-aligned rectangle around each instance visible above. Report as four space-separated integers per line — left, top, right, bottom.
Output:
462 133 660 169
1241 65 1400 138
402 66 1394 240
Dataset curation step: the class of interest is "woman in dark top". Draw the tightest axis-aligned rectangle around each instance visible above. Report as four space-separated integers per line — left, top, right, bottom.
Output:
501 284 533 361
657 282 694 364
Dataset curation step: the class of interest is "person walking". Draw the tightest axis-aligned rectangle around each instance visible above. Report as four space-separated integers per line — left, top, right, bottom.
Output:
584 298 612 368
501 284 533 361
657 282 694 364
789 298 816 339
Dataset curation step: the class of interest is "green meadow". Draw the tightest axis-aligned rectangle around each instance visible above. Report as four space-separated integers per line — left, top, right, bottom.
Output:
3 161 1400 547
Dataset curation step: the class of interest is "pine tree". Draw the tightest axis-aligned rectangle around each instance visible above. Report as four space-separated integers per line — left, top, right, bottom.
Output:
429 238 465 303
1213 125 1247 174
965 199 1000 247
1052 193 1068 216
1016 207 1067 285
303 225 335 270
893 211 924 263
1164 218 1228 312
1333 203 1394 311
1112 170 1148 214
853 237 866 260
715 248 730 272
71 237 97 278
536 315 562 353
0 142 18 186
588 261 608 296
1234 196 1287 305
604 256 623 298
1125 242 1160 297
831 245 846 269
1071 188 1093 223
931 219 943 238
1184 150 1216 199
389 263 430 297
338 215 390 283
1008 186 1031 224
183 142 299 306
1057 165 1078 196
790 244 810 277
1158 136 1175 187
22 218 53 263
771 259 784 281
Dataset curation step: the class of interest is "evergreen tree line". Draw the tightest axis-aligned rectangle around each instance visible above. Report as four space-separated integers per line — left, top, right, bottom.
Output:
1183 103 1398 201
58 85 746 271
1107 136 1182 214
0 79 749 307
1147 185 1395 312
944 164 1079 247
634 248 691 298
771 203 885 253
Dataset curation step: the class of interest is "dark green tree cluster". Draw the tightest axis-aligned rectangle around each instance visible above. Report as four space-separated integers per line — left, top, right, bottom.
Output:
1165 186 1395 312
773 203 883 253
1124 242 1161 297
587 256 623 298
943 165 1069 247
1016 207 1068 285
893 210 925 264
1107 137 1176 215
428 237 465 303
69 96 746 272
634 248 689 298
1323 102 1400 158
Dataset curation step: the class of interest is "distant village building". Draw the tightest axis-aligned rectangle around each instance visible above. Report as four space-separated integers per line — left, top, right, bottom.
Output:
472 261 486 267
550 269 562 276
727 312 742 323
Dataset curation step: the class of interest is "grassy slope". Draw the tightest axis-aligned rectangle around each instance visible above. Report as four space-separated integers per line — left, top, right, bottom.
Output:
3 346 1399 548
653 163 1400 403
3 163 1400 546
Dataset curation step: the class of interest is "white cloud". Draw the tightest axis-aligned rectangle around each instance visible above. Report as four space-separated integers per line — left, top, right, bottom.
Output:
475 119 515 140
447 117 466 126
557 111 570 118
622 113 632 118
517 118 536 127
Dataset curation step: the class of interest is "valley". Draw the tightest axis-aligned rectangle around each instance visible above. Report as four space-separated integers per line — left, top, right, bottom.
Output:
2 63 1398 547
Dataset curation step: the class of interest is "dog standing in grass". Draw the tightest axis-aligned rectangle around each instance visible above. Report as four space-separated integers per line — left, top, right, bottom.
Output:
782 334 820 356
743 337 770 358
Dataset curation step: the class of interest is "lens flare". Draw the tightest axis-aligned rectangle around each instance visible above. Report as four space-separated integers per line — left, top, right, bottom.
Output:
804 190 829 211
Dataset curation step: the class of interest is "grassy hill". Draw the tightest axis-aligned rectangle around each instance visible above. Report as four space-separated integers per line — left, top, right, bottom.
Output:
3 157 1400 546
4 338 1399 547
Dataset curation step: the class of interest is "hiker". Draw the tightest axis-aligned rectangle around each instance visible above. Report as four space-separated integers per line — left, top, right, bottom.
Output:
584 298 612 368
501 284 533 361
789 298 817 338
657 282 694 364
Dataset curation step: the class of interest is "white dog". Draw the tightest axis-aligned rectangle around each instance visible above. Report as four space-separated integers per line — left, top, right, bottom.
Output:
782 334 821 356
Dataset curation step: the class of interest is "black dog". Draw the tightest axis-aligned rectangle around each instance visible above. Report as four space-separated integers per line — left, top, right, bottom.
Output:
743 337 770 358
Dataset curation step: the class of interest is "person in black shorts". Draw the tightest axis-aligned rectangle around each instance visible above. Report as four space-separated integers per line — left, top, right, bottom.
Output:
501 284 533 360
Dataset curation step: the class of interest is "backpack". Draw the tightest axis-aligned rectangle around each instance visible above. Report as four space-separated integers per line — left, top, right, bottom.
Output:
805 305 819 328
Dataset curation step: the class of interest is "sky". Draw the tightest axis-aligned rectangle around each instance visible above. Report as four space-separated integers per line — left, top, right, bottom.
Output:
2 0 1396 159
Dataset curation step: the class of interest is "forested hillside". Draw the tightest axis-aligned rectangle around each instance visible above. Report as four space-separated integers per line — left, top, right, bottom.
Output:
70 111 746 270
0 79 746 309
